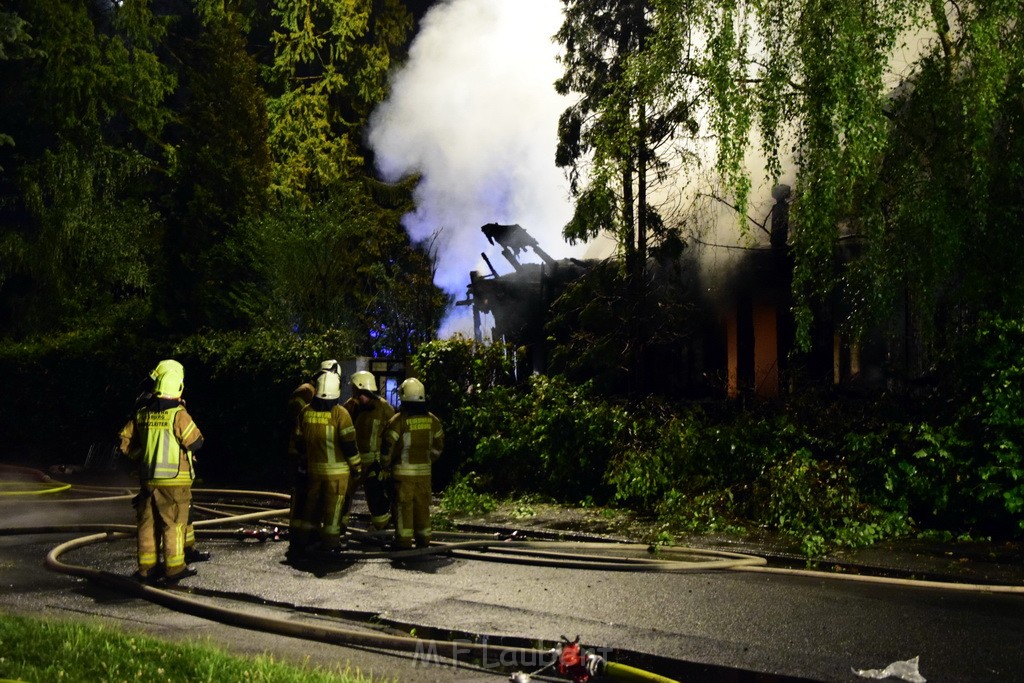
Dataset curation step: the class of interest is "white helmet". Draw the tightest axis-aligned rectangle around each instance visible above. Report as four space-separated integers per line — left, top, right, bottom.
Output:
398 378 426 403
315 371 341 400
351 371 377 392
319 359 340 375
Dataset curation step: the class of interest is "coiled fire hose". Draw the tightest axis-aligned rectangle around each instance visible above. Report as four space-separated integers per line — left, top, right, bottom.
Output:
6 464 1024 683
3 469 692 681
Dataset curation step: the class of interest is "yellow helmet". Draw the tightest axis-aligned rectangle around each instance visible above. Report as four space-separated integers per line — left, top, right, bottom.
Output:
351 371 377 392
149 359 183 382
154 364 185 399
398 378 426 403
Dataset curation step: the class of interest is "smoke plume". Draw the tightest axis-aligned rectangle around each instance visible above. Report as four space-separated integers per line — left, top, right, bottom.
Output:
368 0 588 337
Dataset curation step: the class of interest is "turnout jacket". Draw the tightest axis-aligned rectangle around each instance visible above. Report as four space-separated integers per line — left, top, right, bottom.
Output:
342 396 395 465
292 402 360 477
383 408 444 480
119 398 204 486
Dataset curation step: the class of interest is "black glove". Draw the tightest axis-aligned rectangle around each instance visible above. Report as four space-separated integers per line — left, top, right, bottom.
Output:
130 491 145 510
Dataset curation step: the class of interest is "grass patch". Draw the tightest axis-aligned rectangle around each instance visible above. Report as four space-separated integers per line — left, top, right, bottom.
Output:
0 612 384 682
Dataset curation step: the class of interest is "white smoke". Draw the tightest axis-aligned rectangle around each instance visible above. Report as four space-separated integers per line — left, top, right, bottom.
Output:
368 0 589 338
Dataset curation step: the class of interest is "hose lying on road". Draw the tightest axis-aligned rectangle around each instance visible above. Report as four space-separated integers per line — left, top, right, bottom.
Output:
6 480 725 681
5 475 1024 595
39 523 684 682
43 531 552 673
6 468 1024 683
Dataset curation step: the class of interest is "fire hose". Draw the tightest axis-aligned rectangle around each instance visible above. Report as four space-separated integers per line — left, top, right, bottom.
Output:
6 466 1024 683
40 524 680 682
4 474 690 682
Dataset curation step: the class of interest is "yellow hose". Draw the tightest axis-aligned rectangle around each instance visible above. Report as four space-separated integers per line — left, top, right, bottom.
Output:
0 480 71 496
15 479 685 681
0 464 71 496
604 661 681 683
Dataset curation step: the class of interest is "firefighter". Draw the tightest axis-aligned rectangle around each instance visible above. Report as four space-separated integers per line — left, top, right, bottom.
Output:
382 378 443 549
118 361 204 583
133 360 210 564
291 369 361 555
341 371 396 531
286 359 343 561
285 379 316 560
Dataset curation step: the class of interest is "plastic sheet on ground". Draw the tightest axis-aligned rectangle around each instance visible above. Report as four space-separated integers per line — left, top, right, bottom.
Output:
852 655 926 682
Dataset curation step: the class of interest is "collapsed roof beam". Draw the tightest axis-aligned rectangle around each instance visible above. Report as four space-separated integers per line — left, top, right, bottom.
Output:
481 223 557 269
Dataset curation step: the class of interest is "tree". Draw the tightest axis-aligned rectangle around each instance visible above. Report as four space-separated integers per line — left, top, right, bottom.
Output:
229 178 448 354
0 9 38 157
158 5 273 331
693 0 1024 371
0 0 175 336
0 0 443 351
854 1 1024 373
263 0 413 203
554 0 701 395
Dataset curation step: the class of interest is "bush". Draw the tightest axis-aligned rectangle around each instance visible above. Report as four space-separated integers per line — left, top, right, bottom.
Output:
0 323 164 468
171 327 356 487
439 471 498 517
409 336 520 488
954 315 1024 531
411 322 1024 547
751 448 910 556
606 403 801 512
657 487 747 536
460 375 627 503
0 325 354 488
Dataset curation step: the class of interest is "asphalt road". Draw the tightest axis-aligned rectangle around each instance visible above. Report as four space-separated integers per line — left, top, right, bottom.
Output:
2 493 1023 683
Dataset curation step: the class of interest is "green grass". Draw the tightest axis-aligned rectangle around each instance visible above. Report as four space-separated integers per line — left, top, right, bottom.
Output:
0 612 385 683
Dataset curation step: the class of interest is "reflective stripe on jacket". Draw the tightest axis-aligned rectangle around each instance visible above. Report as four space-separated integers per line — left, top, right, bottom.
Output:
384 412 443 480
342 396 395 465
297 404 359 477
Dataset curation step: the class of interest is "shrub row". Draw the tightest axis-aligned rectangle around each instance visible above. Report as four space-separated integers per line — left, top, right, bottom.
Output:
0 324 353 488
413 319 1024 556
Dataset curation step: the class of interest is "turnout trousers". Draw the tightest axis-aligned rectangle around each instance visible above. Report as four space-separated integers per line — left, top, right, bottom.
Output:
301 473 350 550
136 485 191 577
287 469 313 555
393 476 432 548
341 461 392 530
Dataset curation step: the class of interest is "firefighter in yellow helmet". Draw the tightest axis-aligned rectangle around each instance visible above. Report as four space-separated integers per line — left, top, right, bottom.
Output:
382 377 443 549
133 360 210 564
118 361 204 583
290 368 361 555
341 371 396 531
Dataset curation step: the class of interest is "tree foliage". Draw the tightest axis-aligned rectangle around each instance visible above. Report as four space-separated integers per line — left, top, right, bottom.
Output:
556 0 698 277
160 7 273 331
687 0 1024 360
229 178 447 356
0 0 174 335
557 0 1024 372
0 0 446 345
555 1 706 396
264 0 413 202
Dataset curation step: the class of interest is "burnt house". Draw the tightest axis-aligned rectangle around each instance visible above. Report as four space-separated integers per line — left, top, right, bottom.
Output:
456 223 594 376
459 203 880 401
